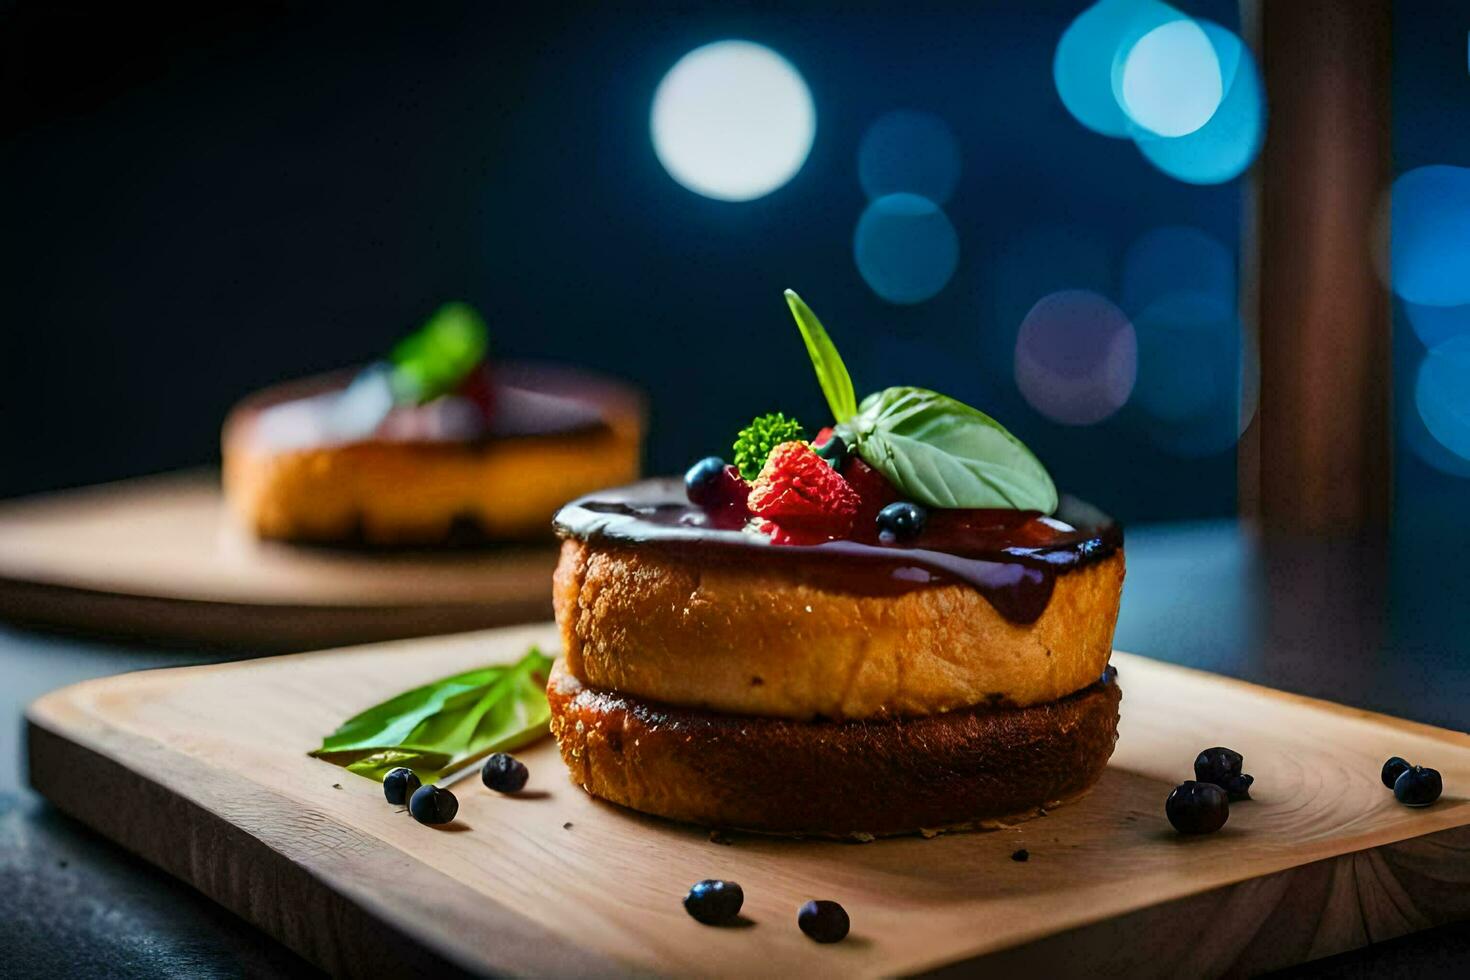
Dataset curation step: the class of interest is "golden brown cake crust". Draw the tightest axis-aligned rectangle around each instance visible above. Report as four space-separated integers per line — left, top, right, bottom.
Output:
548 660 1121 837
225 431 639 544
222 368 643 545
553 538 1124 719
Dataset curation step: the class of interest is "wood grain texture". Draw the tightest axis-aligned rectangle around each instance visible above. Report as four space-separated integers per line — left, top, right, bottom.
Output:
26 625 1470 978
0 472 555 649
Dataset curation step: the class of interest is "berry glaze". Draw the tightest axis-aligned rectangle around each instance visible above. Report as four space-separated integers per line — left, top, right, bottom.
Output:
553 478 1122 625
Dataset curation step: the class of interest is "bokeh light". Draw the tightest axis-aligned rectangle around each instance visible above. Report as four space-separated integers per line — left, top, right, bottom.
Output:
1055 2 1264 186
1403 350 1470 479
1403 300 1470 348
1053 0 1179 137
858 110 961 203
1131 20 1264 185
1119 19 1223 137
1121 225 1235 315
1128 292 1257 457
981 224 1114 384
853 193 959 304
1415 335 1470 462
1403 391 1470 479
650 40 815 202
1014 290 1137 425
1390 165 1470 307
1131 296 1223 423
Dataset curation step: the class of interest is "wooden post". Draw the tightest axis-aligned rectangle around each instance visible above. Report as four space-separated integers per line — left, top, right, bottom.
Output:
1242 0 1393 535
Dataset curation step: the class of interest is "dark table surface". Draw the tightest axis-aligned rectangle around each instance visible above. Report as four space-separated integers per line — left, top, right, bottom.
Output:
5 519 1469 978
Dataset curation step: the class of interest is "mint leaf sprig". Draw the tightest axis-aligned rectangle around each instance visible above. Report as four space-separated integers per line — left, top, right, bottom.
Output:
782 291 1058 514
785 290 857 424
309 646 552 783
389 302 489 404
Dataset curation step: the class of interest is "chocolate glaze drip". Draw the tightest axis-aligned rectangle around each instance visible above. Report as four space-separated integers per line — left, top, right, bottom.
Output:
553 479 1123 625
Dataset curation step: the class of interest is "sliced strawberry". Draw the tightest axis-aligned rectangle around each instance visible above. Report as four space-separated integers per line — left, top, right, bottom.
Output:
748 441 860 540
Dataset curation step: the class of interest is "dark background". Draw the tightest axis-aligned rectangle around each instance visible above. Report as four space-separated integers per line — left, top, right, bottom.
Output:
0 0 1242 522
4 4 1470 977
1392 1 1470 537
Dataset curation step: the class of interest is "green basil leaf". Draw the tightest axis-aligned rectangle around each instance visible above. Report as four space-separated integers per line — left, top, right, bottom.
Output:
390 302 489 404
309 646 554 783
313 664 505 755
784 290 857 423
345 749 453 781
851 387 1058 513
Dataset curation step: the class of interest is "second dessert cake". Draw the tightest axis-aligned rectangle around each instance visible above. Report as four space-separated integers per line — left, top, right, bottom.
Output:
549 291 1124 837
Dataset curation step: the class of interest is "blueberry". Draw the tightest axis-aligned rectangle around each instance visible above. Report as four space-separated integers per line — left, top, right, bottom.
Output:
683 879 743 925
876 501 927 540
814 433 848 468
1194 746 1253 800
383 767 421 806
408 784 459 825
1381 756 1412 789
685 457 729 506
1394 765 1443 807
481 752 529 793
797 899 850 943
1166 781 1230 834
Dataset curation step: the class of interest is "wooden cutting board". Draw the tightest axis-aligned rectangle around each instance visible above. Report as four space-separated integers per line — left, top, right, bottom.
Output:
0 471 556 650
26 624 1470 978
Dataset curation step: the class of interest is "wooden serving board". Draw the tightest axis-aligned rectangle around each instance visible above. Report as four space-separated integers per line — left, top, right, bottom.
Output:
0 471 556 650
26 624 1470 978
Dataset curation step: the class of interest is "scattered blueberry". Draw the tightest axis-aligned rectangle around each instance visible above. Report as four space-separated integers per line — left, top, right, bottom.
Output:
683 879 744 925
876 501 927 541
481 752 529 793
1011 848 1030 862
685 457 729 506
383 767 421 806
1394 766 1443 807
1381 756 1412 790
408 784 459 825
797 899 850 943
1194 746 1253 800
814 432 848 469
1166 781 1230 835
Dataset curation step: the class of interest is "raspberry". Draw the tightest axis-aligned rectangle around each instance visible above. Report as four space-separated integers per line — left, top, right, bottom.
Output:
748 441 860 538
455 364 497 421
842 456 900 531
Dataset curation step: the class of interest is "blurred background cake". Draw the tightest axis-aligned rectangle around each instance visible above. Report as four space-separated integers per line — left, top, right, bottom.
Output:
223 304 644 545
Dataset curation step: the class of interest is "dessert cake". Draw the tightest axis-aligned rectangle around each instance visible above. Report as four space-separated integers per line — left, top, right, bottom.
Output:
552 290 1123 834
547 291 1124 837
223 304 643 545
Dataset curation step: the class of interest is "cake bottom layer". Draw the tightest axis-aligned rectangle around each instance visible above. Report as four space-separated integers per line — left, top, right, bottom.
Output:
547 660 1121 838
